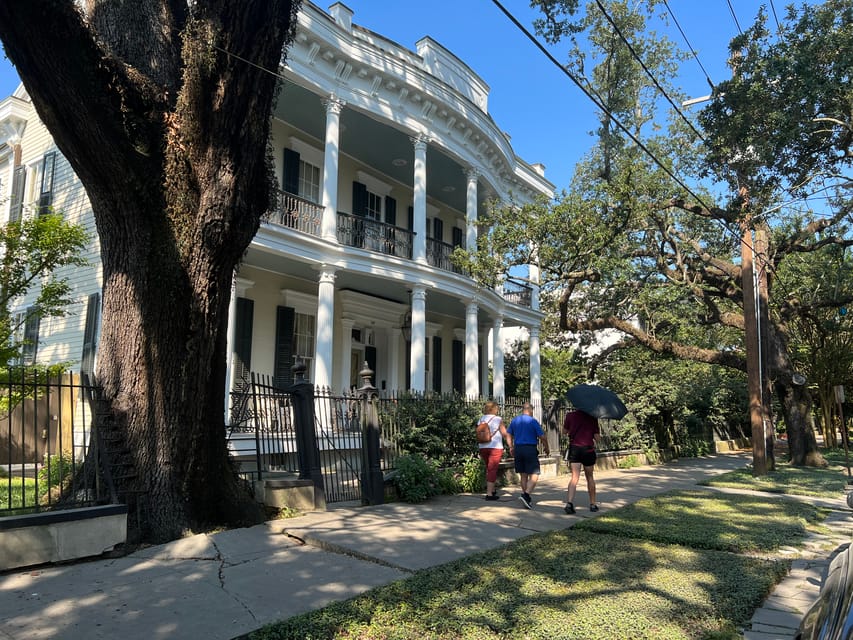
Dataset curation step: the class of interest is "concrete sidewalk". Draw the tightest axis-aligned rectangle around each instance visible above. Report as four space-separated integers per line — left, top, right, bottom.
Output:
0 452 849 640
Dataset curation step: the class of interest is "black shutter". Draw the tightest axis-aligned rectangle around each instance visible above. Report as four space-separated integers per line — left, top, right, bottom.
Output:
433 218 443 242
384 196 396 226
22 309 40 366
407 205 414 231
80 293 100 383
451 340 463 393
404 340 411 390
283 148 300 195
234 297 254 389
452 226 464 249
352 181 367 216
38 152 56 215
274 306 296 388
478 344 485 395
365 345 377 384
432 336 442 392
10 166 25 222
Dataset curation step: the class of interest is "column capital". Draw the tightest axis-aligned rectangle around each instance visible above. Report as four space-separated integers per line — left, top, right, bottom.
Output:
466 300 479 315
465 166 482 182
315 265 337 285
410 133 429 151
410 285 427 303
323 94 346 115
528 326 540 339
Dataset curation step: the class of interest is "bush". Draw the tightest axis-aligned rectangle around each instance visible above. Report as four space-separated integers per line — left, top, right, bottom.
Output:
617 454 641 469
393 454 441 503
37 452 74 498
457 455 486 493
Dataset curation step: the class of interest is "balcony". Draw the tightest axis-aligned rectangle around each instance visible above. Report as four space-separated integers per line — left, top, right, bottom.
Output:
336 212 414 259
263 191 532 309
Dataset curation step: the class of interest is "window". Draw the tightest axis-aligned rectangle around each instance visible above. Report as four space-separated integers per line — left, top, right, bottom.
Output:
38 152 56 215
298 160 321 204
364 190 381 221
294 312 316 378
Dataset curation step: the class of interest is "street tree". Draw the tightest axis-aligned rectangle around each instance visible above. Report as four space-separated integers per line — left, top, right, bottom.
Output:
469 0 851 466
0 0 301 541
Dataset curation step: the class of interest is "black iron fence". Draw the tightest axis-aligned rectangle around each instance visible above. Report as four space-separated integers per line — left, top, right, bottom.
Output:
1 371 112 518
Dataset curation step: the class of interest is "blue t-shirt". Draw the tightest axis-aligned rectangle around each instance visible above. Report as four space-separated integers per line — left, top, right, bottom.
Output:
507 414 544 445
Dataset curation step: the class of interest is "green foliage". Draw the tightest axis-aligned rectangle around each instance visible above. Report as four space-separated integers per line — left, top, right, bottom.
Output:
434 468 461 496
0 364 72 416
457 455 486 494
617 454 641 469
249 491 806 640
0 214 88 365
386 393 481 467
37 452 74 496
392 454 442 503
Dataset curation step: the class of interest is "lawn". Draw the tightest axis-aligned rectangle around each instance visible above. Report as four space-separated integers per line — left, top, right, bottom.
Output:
246 489 823 640
701 448 851 498
0 475 38 513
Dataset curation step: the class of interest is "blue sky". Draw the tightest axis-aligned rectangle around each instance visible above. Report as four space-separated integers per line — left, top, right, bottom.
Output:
0 1 796 191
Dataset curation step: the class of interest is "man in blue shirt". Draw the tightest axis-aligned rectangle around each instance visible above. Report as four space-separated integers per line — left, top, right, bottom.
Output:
506 403 550 509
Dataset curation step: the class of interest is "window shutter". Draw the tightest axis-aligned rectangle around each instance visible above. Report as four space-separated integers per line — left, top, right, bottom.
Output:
234 297 254 389
273 305 295 388
365 345 377 383
38 152 56 216
80 293 101 383
433 218 444 242
352 181 367 216
22 309 40 366
432 336 442 392
451 340 463 393
452 226 464 249
10 166 25 222
283 148 300 195
407 205 414 231
384 196 396 226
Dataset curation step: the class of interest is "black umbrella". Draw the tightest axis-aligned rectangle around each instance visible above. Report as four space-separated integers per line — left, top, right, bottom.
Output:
566 384 628 420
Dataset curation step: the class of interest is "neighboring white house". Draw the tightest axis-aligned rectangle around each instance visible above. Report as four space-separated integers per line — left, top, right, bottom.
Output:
0 1 553 417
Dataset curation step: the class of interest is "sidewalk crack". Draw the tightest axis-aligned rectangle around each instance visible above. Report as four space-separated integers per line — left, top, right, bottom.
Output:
285 531 413 574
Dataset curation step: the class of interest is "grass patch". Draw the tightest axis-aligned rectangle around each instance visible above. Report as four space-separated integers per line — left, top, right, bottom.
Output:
574 489 826 553
0 476 38 514
701 461 848 499
247 492 813 640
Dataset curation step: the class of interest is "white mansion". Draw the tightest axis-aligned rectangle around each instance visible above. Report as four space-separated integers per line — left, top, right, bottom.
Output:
0 2 552 413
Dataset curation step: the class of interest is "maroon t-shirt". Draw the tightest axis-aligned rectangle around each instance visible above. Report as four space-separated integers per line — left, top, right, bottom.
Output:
563 410 599 447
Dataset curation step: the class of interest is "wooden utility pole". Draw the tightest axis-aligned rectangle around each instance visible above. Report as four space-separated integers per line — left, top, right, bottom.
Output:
754 223 776 471
740 186 768 476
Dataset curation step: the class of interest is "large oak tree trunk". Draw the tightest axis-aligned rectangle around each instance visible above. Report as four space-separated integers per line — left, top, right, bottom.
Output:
0 0 301 541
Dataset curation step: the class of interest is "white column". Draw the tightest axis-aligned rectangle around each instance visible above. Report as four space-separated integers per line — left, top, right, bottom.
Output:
412 135 428 264
389 327 402 392
321 95 345 242
492 315 505 400
339 317 355 391
529 327 542 419
465 167 480 251
314 266 337 388
529 243 541 311
224 276 254 421
465 301 479 398
410 286 427 391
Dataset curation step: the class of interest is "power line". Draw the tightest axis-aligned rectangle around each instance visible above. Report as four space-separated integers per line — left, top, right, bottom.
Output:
662 0 714 91
593 0 707 144
768 0 784 33
726 0 743 35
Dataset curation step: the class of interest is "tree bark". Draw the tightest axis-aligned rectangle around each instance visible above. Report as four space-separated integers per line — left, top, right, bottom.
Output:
0 0 301 541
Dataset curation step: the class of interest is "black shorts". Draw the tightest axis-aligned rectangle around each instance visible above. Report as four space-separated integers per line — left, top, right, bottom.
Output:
567 445 597 467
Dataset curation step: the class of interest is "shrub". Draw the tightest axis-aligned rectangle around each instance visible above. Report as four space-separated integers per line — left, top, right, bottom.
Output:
393 454 441 503
457 455 486 493
37 452 74 498
617 454 641 469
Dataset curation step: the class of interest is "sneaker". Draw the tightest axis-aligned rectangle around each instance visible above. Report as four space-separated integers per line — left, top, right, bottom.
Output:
564 502 575 515
519 493 533 509
484 494 499 501
590 504 600 512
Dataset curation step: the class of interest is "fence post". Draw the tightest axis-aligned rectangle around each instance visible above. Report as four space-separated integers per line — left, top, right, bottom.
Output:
358 363 384 505
290 359 326 509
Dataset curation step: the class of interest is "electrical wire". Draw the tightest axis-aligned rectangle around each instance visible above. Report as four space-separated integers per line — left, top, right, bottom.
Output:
662 0 715 91
593 0 707 144
768 0 784 33
726 0 743 35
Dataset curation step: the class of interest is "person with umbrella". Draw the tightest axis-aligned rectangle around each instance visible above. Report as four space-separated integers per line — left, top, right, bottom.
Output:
562 384 627 515
563 408 601 514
